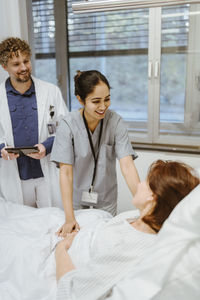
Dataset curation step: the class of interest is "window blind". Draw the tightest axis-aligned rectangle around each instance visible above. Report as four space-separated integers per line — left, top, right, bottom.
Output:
68 0 149 53
32 0 55 56
32 1 189 56
162 5 189 48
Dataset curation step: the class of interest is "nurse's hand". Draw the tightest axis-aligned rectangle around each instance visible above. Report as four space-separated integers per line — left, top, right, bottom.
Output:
1 147 19 160
27 143 46 159
56 220 80 237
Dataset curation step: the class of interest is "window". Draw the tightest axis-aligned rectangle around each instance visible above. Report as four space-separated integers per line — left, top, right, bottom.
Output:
31 0 200 150
68 1 149 128
32 0 56 84
157 4 200 146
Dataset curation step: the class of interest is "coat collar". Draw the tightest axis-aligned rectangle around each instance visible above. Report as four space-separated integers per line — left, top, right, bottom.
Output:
31 76 48 138
0 80 14 145
5 77 35 95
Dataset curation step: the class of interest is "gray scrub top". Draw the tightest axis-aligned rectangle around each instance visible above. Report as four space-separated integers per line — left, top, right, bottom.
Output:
51 109 137 216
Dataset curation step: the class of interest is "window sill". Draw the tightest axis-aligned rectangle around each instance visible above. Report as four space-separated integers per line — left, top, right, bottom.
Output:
132 143 200 154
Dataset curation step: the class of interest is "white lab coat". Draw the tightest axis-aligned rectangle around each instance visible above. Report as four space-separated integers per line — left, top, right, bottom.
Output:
0 77 68 208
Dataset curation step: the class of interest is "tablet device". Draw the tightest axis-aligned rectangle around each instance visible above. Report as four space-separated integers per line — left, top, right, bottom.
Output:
5 146 39 155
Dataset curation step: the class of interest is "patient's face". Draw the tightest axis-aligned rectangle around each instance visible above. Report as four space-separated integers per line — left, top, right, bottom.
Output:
132 180 154 211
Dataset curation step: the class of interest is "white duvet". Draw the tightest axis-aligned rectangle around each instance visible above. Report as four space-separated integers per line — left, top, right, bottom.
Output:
0 199 112 300
2 184 200 300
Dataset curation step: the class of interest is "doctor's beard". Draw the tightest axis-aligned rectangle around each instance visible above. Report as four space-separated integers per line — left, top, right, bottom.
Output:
16 70 32 83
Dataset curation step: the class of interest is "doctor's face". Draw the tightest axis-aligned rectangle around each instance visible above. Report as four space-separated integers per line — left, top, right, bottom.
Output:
82 81 111 123
3 51 32 83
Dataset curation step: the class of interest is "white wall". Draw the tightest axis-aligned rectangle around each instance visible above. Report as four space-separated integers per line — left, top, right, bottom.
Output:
117 149 200 213
0 0 28 83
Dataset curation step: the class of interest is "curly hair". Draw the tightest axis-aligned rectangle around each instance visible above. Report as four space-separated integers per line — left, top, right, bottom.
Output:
142 160 199 233
0 37 31 66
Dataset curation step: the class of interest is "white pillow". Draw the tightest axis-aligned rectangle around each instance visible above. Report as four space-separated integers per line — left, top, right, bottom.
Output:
107 184 200 300
146 183 200 300
152 240 200 300
157 183 200 241
195 167 200 177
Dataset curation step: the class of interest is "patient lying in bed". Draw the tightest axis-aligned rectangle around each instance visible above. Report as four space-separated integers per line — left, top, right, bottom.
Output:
55 160 199 300
0 160 199 300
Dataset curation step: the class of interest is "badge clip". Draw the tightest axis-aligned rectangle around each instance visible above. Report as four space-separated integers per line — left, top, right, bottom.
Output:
49 105 55 119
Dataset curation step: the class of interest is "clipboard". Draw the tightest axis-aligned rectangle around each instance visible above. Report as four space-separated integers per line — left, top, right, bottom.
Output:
5 146 39 155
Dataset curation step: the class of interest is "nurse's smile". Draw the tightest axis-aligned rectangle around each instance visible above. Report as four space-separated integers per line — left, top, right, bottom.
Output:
83 81 111 125
95 109 107 116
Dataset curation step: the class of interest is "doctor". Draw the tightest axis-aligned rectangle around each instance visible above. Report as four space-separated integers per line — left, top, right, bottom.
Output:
51 70 140 235
0 37 67 208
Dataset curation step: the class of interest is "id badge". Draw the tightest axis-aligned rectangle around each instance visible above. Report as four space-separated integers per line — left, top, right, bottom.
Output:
47 123 56 134
81 191 98 205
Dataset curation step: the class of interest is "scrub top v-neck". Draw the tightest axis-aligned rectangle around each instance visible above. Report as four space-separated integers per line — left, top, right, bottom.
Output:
51 109 137 216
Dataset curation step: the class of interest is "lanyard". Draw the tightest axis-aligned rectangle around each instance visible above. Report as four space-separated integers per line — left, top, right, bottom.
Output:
82 109 103 192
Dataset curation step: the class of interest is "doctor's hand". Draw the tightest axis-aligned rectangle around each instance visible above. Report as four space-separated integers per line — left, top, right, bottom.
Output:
27 143 46 159
1 147 19 160
56 220 80 237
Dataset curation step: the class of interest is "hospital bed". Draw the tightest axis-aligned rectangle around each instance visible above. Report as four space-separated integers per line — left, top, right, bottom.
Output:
0 184 200 300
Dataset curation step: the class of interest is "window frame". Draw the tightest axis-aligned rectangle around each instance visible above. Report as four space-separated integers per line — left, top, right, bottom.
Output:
153 4 200 147
30 0 200 151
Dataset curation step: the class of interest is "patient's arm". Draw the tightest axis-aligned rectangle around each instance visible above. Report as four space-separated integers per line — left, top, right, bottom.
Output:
55 232 77 280
55 245 75 281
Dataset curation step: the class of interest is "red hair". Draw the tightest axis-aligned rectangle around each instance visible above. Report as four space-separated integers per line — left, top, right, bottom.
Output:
142 160 199 232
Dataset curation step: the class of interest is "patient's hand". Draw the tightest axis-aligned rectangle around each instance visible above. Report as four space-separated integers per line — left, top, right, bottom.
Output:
56 231 78 251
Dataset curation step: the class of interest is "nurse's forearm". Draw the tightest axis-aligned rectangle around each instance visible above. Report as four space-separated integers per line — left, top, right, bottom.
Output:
120 156 140 195
59 163 75 221
55 244 75 281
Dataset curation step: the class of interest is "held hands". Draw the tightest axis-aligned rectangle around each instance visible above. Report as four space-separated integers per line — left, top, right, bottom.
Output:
56 219 80 237
1 147 19 160
56 231 78 253
27 143 46 159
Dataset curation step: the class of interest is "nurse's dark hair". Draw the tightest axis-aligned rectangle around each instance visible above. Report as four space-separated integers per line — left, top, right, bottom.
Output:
0 37 31 66
142 160 199 233
74 70 110 102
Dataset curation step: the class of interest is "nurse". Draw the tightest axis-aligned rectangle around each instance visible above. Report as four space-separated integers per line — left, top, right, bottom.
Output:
51 70 140 235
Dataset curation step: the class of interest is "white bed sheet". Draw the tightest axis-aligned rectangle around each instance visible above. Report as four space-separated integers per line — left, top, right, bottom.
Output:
0 199 112 300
